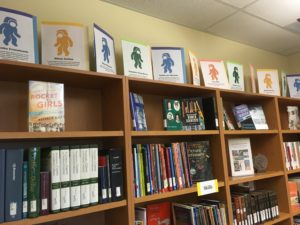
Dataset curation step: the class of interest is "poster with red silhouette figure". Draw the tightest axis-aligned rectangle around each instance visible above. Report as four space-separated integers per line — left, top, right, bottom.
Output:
41 21 89 70
257 69 280 96
199 59 229 89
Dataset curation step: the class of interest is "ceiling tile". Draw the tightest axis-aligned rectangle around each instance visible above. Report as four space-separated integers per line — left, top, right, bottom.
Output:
218 0 257 8
207 12 300 54
245 0 300 27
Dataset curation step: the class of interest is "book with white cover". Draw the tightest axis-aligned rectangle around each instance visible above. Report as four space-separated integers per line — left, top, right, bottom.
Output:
257 69 280 96
226 61 244 91
248 105 269 130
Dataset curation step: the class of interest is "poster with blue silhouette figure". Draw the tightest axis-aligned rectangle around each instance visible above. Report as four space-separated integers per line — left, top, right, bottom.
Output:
226 61 244 91
121 40 153 79
93 24 116 74
0 7 38 63
287 74 300 98
151 47 186 83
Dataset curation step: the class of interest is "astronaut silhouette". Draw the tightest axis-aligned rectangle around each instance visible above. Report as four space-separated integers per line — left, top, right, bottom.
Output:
0 17 21 47
263 74 272 89
101 37 110 63
161 53 174 73
294 79 300 92
208 64 219 81
54 29 73 56
233 66 240 83
131 46 143 69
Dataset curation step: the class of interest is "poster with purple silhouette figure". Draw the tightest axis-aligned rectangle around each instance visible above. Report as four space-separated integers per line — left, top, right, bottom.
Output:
151 47 186 83
93 23 116 74
0 7 38 63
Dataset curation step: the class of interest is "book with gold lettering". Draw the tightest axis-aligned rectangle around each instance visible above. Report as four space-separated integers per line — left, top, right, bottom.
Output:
28 80 65 132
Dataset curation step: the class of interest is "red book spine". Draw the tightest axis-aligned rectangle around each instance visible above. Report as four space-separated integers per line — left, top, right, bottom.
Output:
180 142 191 188
158 145 168 192
172 143 183 189
164 147 173 192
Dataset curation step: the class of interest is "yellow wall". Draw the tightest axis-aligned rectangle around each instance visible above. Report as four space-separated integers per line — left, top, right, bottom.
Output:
1 0 292 91
288 54 300 74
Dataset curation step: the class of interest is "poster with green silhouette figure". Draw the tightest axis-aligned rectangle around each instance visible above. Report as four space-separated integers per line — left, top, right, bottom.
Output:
121 40 153 79
226 61 244 91
257 69 280 96
151 47 186 83
41 22 89 70
0 7 38 63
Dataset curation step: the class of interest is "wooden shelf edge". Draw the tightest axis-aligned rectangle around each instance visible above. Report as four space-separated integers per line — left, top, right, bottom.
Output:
134 181 225 204
229 171 284 185
0 131 124 140
263 212 290 225
2 200 127 225
224 130 278 135
287 168 300 175
281 130 300 134
131 130 219 137
291 207 300 216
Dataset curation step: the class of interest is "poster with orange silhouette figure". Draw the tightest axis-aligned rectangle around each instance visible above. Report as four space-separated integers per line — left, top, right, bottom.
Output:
257 69 280 96
41 21 89 70
199 59 229 89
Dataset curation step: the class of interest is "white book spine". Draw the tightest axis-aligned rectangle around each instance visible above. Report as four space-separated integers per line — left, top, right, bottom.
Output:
60 146 70 210
70 146 81 209
80 145 90 207
50 147 61 212
89 145 99 204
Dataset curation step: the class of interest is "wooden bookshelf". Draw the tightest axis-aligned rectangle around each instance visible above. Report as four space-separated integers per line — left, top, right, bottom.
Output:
1 60 299 225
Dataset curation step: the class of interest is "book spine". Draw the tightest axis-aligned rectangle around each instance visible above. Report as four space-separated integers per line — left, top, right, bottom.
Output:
109 149 124 201
149 144 157 194
129 92 137 130
22 161 28 219
176 143 186 188
50 146 61 213
60 146 70 211
138 145 145 196
5 149 23 222
168 146 177 190
28 147 40 218
154 144 162 193
98 162 108 203
106 154 112 202
164 146 173 191
89 145 99 205
146 144 153 194
158 144 169 192
40 171 50 215
180 142 191 188
70 146 80 210
80 145 90 207
172 143 183 189
0 149 4 223
132 145 140 197
142 145 151 195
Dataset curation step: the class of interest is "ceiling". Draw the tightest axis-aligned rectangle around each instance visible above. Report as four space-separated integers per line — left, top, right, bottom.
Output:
102 0 300 56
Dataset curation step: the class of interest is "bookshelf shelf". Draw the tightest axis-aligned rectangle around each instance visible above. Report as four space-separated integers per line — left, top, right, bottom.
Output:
291 208 300 216
287 168 300 175
263 212 291 225
131 130 219 137
223 130 279 135
281 130 300 134
229 171 284 185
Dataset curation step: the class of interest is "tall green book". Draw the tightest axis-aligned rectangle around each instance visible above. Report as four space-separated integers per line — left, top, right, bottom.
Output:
28 147 40 218
163 98 183 130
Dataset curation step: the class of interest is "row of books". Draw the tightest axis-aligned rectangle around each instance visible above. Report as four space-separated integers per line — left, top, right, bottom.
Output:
0 145 123 223
231 188 279 225
135 200 227 225
132 141 213 198
295 215 300 225
283 142 300 171
288 178 300 211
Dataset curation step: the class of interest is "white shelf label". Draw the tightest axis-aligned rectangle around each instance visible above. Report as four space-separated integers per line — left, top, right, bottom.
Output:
197 179 219 196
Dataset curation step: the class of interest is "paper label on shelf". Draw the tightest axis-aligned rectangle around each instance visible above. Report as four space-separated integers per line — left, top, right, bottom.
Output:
197 179 218 196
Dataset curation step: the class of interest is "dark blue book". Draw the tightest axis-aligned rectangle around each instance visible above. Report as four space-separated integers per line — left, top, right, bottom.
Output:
0 149 5 223
5 149 24 222
98 155 108 204
109 149 124 202
168 147 177 190
129 92 147 131
22 161 28 218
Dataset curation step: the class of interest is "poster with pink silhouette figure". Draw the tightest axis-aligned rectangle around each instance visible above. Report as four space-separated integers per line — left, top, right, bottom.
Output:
199 59 229 89
257 69 280 96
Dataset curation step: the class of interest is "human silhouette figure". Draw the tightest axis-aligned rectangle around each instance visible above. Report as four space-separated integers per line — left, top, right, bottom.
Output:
131 46 143 69
208 64 219 81
0 17 21 46
101 37 110 63
263 74 272 89
54 29 73 56
233 66 239 83
161 53 174 73
294 79 300 92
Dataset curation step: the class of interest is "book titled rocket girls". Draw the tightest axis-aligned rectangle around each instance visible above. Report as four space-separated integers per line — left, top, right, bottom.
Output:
28 81 65 132
0 7 38 63
41 21 89 70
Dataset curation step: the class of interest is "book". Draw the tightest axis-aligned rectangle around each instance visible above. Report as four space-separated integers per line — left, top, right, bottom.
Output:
163 98 183 130
40 171 50 215
41 21 89 70
122 39 153 79
223 104 235 130
109 148 124 201
257 69 280 96
98 155 108 203
151 47 186 83
172 203 195 225
70 145 81 209
248 105 269 130
80 145 90 207
186 141 213 183
5 149 23 222
135 207 147 225
226 61 244 91
28 147 40 218
202 97 219 130
232 104 255 130
89 144 99 205
0 7 39 63
287 74 300 98
22 161 28 218
130 92 147 131
93 23 116 74
249 64 256 93
281 72 287 97
147 202 171 225
288 181 300 211
188 51 200 85
228 138 254 177
181 97 205 131
28 80 65 132
287 106 300 130
199 59 230 89
60 146 70 211
0 149 4 223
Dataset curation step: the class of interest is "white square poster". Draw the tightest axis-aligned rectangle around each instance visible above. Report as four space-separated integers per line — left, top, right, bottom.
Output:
121 40 153 80
151 47 186 83
41 21 90 70
188 50 200 85
199 59 229 89
0 7 38 63
257 69 280 96
287 74 300 98
93 23 116 74
226 61 244 91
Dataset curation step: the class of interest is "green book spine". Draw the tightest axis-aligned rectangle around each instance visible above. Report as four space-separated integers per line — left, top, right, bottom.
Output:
28 147 40 218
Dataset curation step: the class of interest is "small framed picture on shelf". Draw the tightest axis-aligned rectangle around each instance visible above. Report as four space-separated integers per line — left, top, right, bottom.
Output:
287 74 300 99
257 69 280 96
226 61 244 91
